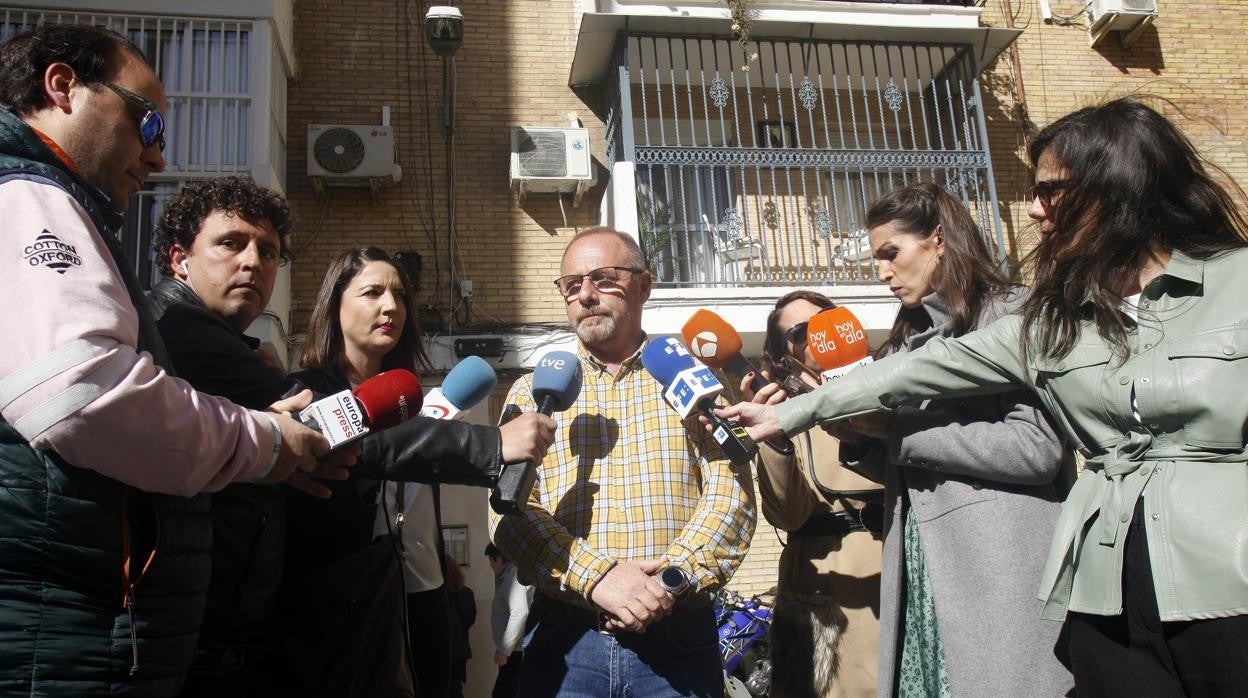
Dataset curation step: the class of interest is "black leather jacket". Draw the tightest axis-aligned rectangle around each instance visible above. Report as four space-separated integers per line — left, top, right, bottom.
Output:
284 365 504 575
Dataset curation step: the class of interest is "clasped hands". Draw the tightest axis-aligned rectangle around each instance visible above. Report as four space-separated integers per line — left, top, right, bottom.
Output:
588 558 677 633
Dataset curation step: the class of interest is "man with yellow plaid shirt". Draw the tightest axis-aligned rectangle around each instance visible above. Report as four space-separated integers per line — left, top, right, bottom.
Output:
492 226 756 697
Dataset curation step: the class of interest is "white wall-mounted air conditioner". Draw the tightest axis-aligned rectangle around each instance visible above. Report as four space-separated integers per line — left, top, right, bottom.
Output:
1088 0 1158 43
307 124 402 186
509 127 593 198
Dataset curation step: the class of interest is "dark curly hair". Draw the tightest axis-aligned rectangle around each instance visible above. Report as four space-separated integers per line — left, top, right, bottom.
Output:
0 24 148 114
152 177 294 276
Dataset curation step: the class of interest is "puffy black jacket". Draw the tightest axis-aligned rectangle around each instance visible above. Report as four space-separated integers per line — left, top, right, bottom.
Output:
0 109 211 697
149 279 292 658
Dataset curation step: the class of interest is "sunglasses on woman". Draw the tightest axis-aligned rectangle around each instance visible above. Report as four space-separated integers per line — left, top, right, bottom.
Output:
782 321 809 349
1029 179 1070 209
100 81 166 152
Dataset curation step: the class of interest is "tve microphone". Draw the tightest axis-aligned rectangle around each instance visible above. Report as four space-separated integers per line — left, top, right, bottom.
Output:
420 356 498 420
490 351 582 516
681 309 768 394
299 369 423 449
641 336 758 466
806 307 873 382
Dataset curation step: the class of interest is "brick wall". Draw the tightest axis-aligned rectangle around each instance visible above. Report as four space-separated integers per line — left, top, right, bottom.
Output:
286 2 1248 685
977 0 1248 269
288 0 599 339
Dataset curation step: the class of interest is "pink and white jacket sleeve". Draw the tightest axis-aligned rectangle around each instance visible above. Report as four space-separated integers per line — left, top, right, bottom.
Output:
0 178 276 496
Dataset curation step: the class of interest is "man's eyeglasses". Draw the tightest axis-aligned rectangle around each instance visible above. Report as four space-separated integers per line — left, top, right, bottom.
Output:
782 321 809 349
1029 179 1071 209
554 266 642 298
100 81 165 152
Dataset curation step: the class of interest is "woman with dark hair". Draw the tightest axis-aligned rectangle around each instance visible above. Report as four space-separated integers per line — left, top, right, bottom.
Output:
278 247 555 697
721 98 1248 695
743 290 885 697
748 184 1073 697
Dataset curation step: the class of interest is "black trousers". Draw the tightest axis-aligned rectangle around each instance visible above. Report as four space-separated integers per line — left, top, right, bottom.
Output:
407 585 453 698
492 651 524 698
1062 500 1248 697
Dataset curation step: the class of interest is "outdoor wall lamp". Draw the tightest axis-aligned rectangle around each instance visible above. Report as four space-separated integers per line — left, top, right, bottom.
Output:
424 6 463 58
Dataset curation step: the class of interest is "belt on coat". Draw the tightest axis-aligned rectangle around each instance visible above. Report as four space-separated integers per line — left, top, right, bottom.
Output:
790 502 884 539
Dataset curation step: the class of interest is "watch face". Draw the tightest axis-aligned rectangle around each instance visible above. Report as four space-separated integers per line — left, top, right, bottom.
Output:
661 566 686 590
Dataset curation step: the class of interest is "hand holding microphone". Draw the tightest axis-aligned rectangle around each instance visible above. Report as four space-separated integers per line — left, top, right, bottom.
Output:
298 369 423 448
641 336 758 466
490 351 581 515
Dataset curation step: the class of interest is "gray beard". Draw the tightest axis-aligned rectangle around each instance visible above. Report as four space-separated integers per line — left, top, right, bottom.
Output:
574 314 617 345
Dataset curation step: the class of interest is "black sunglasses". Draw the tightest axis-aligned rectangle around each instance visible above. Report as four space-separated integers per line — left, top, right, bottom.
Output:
100 81 166 152
1029 179 1071 208
782 321 809 348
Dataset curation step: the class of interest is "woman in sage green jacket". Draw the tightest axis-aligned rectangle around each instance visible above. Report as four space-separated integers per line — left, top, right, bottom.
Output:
719 98 1248 696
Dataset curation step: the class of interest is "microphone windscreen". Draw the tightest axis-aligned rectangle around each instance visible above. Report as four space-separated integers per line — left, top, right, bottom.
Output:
640 335 696 387
531 351 582 411
806 306 870 371
441 356 498 410
680 309 744 370
353 369 423 430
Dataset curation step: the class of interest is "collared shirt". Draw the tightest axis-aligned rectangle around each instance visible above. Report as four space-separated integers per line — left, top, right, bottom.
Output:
779 248 1248 622
492 338 756 607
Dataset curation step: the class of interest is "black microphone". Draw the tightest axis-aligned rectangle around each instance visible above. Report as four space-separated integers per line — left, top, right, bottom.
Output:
490 351 582 515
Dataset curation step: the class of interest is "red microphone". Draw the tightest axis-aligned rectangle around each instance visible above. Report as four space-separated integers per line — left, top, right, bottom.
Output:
806 307 873 381
681 309 768 393
299 369 423 448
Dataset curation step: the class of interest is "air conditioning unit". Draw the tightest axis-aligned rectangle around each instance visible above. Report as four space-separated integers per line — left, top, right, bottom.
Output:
1088 0 1158 46
509 127 593 202
307 124 401 186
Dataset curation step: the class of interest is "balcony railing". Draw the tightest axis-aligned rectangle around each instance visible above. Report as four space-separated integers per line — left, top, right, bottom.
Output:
606 32 1004 288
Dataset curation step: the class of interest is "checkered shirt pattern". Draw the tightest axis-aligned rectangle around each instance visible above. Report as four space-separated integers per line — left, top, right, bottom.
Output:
492 340 756 608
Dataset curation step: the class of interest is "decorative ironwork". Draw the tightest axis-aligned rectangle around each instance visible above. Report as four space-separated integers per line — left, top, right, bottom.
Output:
618 34 1003 288
884 78 903 113
798 77 818 111
710 77 729 109
813 207 833 240
722 208 744 240
634 146 989 171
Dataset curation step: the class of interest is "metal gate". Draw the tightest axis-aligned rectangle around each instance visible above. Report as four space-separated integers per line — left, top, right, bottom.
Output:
605 33 1004 287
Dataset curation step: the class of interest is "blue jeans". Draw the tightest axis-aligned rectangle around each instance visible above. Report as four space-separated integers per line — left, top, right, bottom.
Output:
518 604 722 698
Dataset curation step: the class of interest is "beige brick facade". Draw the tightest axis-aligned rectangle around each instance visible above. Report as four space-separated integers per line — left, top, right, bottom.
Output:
284 7 1248 689
287 0 1248 586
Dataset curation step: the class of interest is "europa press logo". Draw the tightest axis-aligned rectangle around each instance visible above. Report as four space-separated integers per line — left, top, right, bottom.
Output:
24 230 82 274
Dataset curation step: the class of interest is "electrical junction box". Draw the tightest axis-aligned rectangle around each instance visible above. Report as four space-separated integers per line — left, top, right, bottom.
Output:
454 337 505 359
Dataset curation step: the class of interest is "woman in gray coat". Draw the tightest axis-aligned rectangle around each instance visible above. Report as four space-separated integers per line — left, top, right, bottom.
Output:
830 183 1074 697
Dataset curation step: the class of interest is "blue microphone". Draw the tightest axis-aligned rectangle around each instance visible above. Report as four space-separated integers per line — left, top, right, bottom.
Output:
490 350 582 515
420 356 498 420
642 336 758 466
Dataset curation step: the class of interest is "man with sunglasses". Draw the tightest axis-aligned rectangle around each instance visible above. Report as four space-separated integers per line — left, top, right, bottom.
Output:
492 227 755 697
0 24 344 697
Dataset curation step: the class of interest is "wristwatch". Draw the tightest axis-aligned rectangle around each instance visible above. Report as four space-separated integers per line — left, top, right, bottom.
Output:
658 566 691 598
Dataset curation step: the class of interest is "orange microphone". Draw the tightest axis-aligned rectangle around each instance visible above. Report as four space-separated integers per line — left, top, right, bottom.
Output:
681 309 769 393
806 306 873 381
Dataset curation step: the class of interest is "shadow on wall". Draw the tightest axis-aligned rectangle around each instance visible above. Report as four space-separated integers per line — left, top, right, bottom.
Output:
974 56 1036 273
1092 24 1165 75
